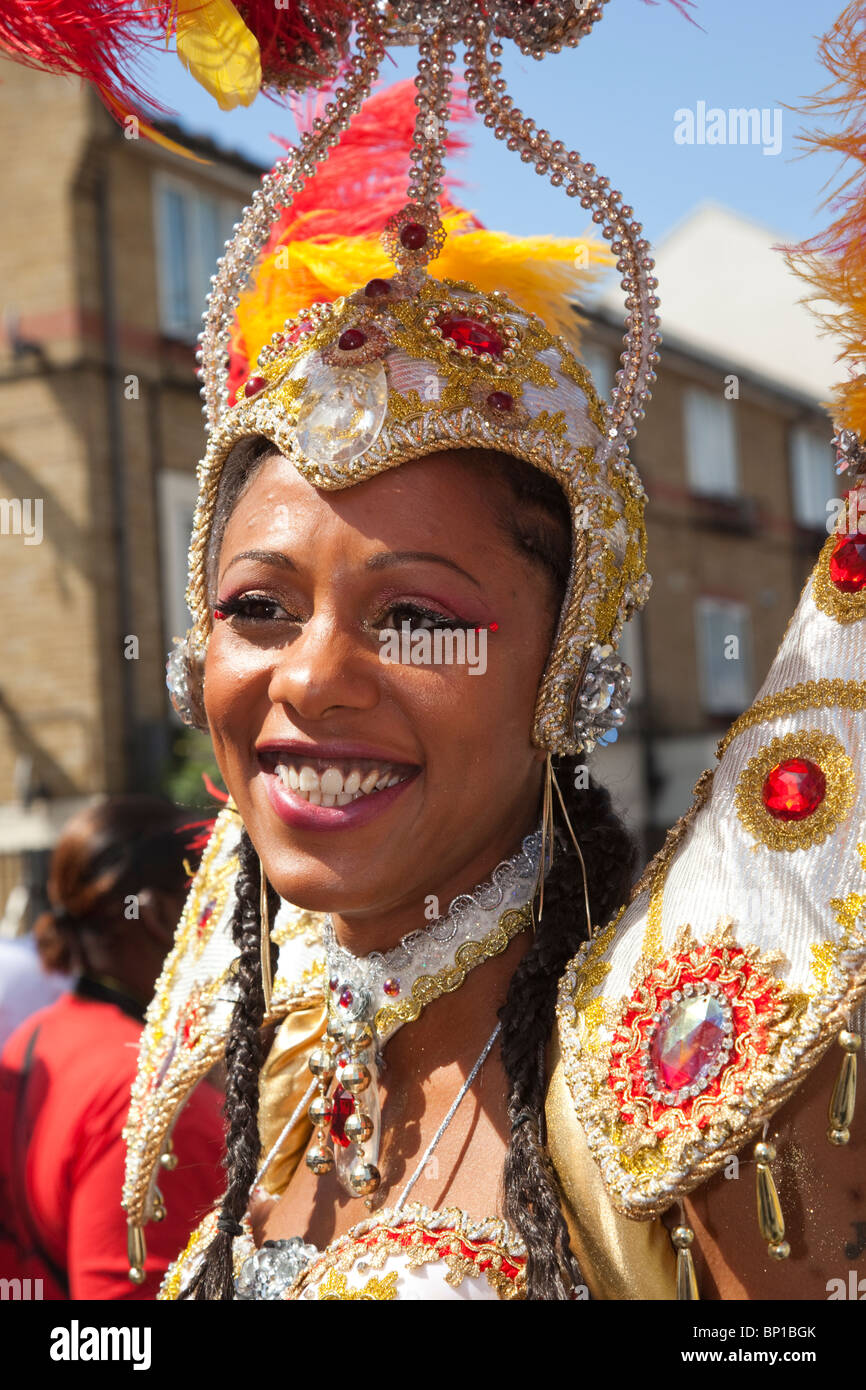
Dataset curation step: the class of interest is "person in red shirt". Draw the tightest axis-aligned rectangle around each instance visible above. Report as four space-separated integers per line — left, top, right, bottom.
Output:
0 795 225 1300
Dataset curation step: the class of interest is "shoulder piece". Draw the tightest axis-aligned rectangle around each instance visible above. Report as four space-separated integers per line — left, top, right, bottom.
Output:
556 533 866 1219
122 803 326 1227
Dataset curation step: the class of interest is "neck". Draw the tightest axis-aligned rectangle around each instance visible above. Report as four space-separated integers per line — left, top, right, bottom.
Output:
329 804 541 958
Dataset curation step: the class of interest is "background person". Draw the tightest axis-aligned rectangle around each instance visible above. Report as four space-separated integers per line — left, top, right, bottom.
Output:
0 794 225 1299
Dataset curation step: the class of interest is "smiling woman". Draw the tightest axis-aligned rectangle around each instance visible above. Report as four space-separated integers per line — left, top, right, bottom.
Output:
182 433 636 1299
83 10 866 1306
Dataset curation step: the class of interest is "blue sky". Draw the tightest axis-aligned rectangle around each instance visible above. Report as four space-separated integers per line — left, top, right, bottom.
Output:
134 0 846 250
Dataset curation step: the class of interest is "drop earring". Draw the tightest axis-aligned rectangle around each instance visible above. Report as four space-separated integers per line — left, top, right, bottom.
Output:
259 856 273 1014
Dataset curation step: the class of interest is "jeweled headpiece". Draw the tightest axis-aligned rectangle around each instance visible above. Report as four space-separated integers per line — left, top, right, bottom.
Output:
157 5 666 756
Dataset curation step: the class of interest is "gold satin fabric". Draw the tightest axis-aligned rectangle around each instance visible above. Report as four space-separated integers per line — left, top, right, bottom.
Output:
545 1033 677 1300
258 1001 328 1195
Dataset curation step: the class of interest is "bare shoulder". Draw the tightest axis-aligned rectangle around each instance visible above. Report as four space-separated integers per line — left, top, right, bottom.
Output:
683 1039 866 1300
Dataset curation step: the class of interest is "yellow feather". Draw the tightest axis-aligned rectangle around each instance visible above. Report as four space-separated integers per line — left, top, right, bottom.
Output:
234 213 612 375
175 0 261 111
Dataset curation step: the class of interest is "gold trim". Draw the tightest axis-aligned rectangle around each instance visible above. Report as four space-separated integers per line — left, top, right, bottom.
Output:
812 529 866 625
316 1268 399 1300
373 903 531 1035
734 729 855 852
717 679 866 759
556 848 866 1219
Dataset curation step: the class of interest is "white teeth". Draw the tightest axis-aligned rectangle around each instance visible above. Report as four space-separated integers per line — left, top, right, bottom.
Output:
320 767 343 796
299 766 319 792
271 757 412 805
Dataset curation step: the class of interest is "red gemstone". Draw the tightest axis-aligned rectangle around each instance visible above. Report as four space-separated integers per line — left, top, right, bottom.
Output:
829 535 866 593
383 977 400 997
438 315 504 358
364 278 391 298
400 221 428 250
329 976 339 992
487 390 514 412
244 375 266 397
338 328 367 351
762 759 826 821
329 1085 355 1148
338 987 354 1009
650 995 727 1092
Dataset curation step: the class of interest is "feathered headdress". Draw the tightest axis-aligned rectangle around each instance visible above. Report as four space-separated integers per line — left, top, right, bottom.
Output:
783 0 866 463
227 80 612 403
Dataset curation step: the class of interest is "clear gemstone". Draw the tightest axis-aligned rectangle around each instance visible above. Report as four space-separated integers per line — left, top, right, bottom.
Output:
649 993 729 1094
293 358 388 472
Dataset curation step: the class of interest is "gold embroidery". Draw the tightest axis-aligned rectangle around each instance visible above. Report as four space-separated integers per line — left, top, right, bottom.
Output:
734 729 855 851
717 679 866 758
812 530 866 625
374 904 531 1035
316 1268 399 1301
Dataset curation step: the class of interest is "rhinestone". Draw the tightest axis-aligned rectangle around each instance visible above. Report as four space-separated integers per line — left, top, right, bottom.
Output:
650 993 730 1095
762 758 826 821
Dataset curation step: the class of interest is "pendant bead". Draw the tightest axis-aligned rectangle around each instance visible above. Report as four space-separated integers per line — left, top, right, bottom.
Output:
309 1048 336 1081
348 1162 381 1196
305 1145 335 1176
344 1110 374 1144
338 1061 371 1094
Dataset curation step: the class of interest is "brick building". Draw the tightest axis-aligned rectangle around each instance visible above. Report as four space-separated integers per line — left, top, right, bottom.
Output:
0 58 258 915
0 60 841 914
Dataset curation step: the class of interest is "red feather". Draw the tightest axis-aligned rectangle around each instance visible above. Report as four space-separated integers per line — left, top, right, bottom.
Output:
0 1 175 119
227 79 475 400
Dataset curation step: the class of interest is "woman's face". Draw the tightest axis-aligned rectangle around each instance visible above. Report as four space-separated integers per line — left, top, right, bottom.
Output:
204 449 559 938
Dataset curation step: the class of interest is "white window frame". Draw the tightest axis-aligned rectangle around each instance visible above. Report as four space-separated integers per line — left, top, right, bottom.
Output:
157 470 199 664
683 387 739 498
580 343 613 406
153 173 241 342
789 425 837 530
694 596 752 716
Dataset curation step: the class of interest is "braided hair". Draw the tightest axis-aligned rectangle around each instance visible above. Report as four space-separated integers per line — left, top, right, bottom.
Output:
192 438 636 1299
189 828 279 1300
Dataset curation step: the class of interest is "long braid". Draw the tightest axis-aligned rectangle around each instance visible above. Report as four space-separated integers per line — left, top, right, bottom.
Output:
190 827 278 1299
500 764 637 1299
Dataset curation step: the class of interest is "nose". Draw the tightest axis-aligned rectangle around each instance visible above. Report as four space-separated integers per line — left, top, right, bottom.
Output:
266 612 380 722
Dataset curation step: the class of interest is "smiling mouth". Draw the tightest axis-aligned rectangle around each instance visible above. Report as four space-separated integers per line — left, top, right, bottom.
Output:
258 753 419 807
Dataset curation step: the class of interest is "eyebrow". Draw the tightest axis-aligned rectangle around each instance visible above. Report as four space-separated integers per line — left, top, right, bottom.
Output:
221 548 481 588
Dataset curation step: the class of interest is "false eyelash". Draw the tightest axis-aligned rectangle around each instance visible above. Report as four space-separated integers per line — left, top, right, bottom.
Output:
381 602 477 631
213 593 288 622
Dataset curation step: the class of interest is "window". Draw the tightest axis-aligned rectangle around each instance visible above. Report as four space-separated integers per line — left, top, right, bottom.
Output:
580 343 612 405
155 176 242 340
158 471 199 669
790 425 837 530
617 611 644 705
694 597 752 716
683 388 738 497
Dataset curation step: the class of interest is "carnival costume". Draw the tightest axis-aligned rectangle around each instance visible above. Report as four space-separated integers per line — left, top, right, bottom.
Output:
5 0 866 1299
